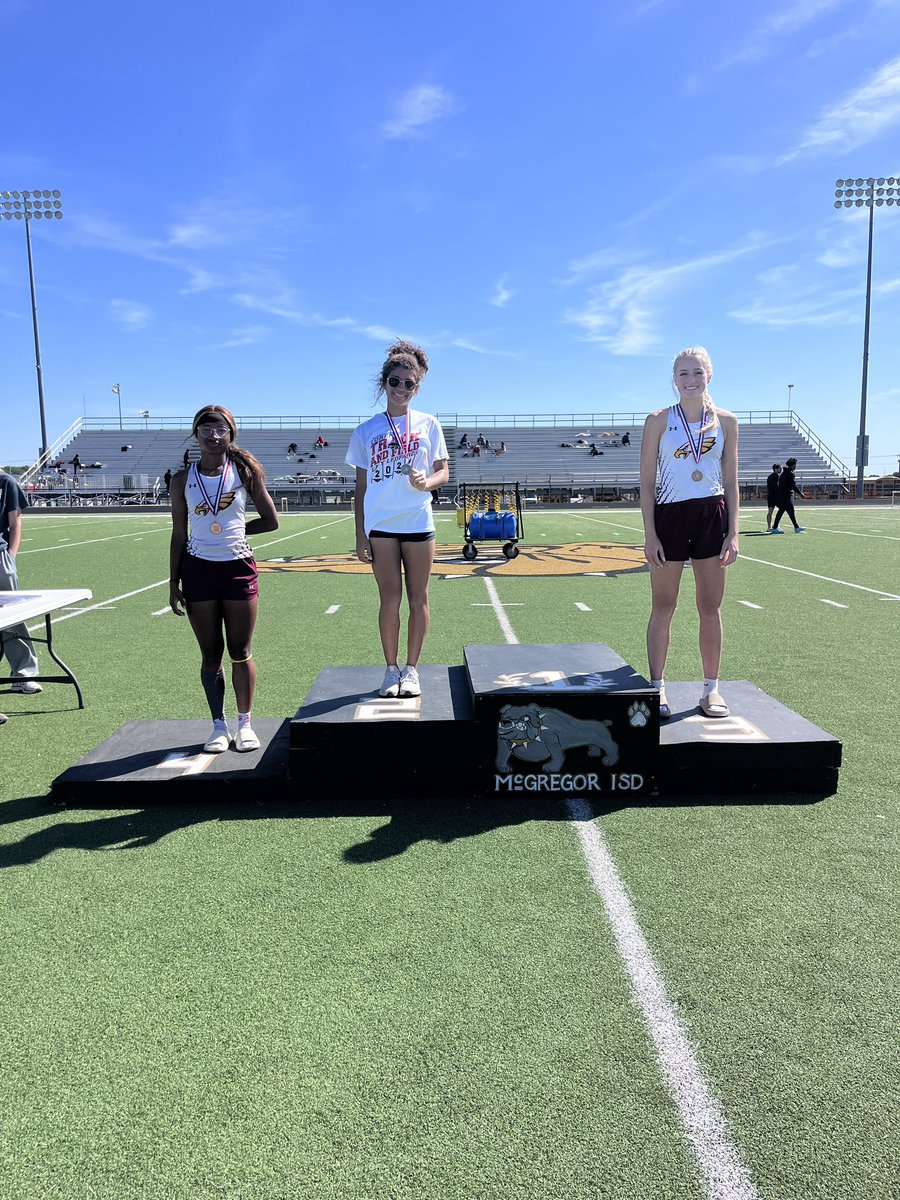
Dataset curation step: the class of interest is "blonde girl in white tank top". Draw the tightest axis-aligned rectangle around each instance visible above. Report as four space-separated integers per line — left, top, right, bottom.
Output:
639 347 740 720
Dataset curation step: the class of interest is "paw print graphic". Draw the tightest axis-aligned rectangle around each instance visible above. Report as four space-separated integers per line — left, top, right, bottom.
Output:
628 700 651 728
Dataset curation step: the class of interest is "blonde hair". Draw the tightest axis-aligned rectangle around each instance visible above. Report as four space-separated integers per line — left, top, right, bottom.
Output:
672 346 718 435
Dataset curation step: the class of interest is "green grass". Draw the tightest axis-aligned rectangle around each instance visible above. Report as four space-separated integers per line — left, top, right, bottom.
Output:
1 504 898 1199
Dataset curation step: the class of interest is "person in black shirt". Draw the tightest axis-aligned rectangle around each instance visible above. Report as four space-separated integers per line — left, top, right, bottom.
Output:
765 463 782 530
769 458 806 533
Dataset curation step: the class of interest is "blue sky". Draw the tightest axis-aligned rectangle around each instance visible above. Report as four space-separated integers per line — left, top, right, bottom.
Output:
2 0 899 473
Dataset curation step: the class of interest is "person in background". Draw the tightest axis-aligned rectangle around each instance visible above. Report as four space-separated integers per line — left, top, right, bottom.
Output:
621 431 631 446
0 471 42 697
169 406 279 753
347 340 449 700
768 457 806 533
69 453 82 480
163 468 173 496
458 433 469 448
640 345 739 721
765 463 782 531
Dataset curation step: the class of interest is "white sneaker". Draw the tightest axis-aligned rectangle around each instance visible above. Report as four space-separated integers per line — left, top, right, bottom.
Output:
235 725 261 752
398 665 421 697
203 721 231 753
10 679 42 694
379 666 402 698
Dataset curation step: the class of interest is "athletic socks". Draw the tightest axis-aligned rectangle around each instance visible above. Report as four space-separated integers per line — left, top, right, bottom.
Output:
703 678 719 697
201 668 226 721
238 712 252 729
651 678 666 699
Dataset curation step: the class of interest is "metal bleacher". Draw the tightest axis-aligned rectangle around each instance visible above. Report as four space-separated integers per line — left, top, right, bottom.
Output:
23 410 848 505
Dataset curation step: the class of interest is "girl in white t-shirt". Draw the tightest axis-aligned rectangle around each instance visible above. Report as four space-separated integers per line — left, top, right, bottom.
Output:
346 341 449 699
169 405 279 753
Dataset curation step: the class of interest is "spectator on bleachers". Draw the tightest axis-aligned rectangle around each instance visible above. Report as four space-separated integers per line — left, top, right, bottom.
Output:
621 431 631 446
590 444 603 456
69 453 82 480
494 441 507 456
182 448 190 468
472 444 481 457
458 433 469 448
477 434 487 448
314 436 329 448
287 442 298 456
164 469 173 495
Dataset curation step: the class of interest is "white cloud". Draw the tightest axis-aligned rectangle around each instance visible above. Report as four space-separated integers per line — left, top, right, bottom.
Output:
565 238 774 354
490 277 515 308
110 299 152 331
210 325 270 350
728 292 859 327
780 54 900 161
381 85 458 139
715 0 850 71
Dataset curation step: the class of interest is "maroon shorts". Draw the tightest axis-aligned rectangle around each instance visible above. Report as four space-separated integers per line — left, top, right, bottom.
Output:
654 497 728 561
179 552 258 603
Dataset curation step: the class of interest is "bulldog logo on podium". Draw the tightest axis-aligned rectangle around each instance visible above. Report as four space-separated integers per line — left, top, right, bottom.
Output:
494 702 626 793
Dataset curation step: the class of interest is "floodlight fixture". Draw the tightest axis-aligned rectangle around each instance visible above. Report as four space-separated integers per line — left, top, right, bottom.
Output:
832 176 896 497
0 187 64 457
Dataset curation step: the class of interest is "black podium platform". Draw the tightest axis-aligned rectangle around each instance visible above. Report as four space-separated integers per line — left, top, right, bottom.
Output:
52 646 842 804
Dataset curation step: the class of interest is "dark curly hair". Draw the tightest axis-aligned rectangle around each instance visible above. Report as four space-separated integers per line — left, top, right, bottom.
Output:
374 340 429 401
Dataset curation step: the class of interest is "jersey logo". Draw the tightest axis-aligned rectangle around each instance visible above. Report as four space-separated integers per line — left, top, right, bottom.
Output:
193 490 237 517
674 434 716 460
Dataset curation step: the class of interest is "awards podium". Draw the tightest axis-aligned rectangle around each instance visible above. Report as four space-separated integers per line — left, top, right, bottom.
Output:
53 644 841 804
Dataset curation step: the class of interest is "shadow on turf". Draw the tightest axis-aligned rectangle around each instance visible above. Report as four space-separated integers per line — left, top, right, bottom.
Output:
0 789 828 869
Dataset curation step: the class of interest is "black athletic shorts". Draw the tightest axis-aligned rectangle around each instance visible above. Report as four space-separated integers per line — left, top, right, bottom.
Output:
179 552 258 602
653 496 728 561
367 530 435 542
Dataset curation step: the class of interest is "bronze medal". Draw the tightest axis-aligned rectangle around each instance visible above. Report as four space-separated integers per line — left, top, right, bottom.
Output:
691 470 703 483
210 521 223 535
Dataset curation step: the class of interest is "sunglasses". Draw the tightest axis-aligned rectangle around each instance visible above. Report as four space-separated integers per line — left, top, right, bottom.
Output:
197 424 231 436
387 376 417 391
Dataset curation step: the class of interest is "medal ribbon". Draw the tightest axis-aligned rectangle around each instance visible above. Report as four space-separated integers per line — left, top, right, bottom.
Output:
193 461 229 516
385 410 412 471
675 404 705 464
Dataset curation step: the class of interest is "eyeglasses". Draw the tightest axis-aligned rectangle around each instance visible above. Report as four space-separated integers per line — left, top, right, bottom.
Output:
197 425 230 436
387 376 417 391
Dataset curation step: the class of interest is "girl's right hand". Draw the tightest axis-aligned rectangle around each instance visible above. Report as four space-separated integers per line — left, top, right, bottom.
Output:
170 582 186 615
356 536 372 564
643 534 666 567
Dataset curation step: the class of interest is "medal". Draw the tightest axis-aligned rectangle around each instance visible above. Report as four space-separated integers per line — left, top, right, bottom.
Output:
675 404 707 478
193 462 229 525
385 409 414 478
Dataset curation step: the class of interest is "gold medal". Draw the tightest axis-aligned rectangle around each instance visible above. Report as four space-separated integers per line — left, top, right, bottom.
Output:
691 470 703 482
210 521 223 535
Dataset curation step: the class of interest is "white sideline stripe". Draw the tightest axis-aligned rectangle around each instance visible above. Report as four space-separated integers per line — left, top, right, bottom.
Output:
739 601 763 609
801 525 900 541
575 602 592 611
820 599 848 608
484 576 759 1200
739 555 900 599
20 527 169 554
26 579 168 633
325 605 340 615
568 801 761 1200
255 515 351 549
482 577 518 643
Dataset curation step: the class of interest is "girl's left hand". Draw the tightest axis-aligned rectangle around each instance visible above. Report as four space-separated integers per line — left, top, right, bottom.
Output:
719 535 739 567
408 468 428 491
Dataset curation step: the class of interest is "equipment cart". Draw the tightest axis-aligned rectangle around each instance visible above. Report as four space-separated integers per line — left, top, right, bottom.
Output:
457 481 524 560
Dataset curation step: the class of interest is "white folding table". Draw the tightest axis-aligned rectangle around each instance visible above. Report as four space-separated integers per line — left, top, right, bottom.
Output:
0 588 94 708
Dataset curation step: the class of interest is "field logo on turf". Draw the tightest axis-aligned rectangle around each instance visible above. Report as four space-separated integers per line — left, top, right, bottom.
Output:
259 542 646 578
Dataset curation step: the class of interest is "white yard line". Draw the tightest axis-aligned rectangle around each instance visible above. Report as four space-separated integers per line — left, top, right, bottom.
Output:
20 528 169 554
325 605 340 615
484 575 760 1200
254 515 351 549
27 579 169 633
798 526 900 541
819 599 848 608
738 555 900 599
569 803 761 1200
151 606 172 616
739 601 763 609
575 602 592 611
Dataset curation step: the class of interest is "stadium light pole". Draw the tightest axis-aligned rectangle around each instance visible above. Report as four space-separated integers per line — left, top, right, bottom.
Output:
834 176 898 498
0 188 64 458
112 382 123 430
787 383 794 408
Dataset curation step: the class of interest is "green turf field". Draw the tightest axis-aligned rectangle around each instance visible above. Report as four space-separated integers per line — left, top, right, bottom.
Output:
1 504 898 1200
